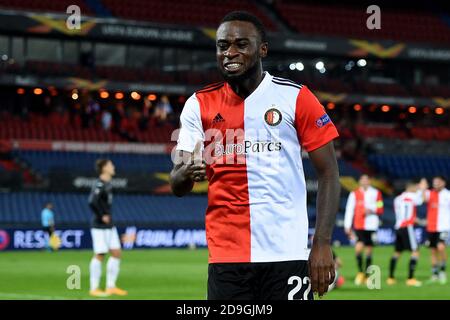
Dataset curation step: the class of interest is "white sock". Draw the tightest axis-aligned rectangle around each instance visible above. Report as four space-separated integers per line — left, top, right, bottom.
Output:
89 257 102 291
106 257 121 289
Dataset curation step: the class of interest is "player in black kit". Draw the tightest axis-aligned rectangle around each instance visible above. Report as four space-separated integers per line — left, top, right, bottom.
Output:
88 159 127 297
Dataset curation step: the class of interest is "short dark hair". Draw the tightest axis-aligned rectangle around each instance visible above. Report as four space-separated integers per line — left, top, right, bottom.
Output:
96 159 110 174
433 175 447 183
220 11 267 43
406 178 420 188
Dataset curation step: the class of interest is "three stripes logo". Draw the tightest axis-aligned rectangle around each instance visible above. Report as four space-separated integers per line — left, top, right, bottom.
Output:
212 113 225 124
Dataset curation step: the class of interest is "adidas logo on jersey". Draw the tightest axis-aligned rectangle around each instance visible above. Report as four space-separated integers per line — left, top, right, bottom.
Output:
212 113 225 123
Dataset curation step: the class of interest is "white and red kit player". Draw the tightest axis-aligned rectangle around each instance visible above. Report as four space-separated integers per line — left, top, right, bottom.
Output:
424 176 450 284
170 12 340 300
387 179 427 287
344 174 383 285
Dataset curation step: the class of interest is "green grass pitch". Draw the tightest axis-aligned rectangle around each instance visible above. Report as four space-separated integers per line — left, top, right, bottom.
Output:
0 246 449 300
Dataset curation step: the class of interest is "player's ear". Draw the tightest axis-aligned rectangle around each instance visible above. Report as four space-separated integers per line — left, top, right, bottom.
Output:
259 41 268 58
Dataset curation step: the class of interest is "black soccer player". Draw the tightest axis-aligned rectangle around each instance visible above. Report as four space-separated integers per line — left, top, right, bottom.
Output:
170 11 340 300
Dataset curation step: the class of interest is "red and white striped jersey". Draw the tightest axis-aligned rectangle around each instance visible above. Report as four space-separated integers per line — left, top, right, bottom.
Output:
344 186 383 231
394 191 424 229
426 188 450 232
176 72 339 263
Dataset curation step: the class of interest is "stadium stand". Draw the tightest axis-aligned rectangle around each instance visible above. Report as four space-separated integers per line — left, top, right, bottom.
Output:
0 192 207 227
100 0 277 30
275 1 450 43
1 59 444 100
368 154 450 179
0 0 92 14
0 111 176 143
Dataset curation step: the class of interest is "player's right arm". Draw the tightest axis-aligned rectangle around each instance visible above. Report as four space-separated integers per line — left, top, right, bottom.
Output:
170 94 206 197
170 145 207 197
344 191 355 237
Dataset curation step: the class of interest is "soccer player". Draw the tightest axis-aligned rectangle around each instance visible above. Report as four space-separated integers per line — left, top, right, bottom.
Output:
344 174 384 285
424 176 450 284
170 11 340 300
387 179 427 287
41 202 55 251
88 159 127 297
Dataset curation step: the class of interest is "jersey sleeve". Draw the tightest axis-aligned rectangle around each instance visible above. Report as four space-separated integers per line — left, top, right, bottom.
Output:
376 190 384 215
176 94 204 153
294 86 339 152
344 192 356 230
425 189 431 202
414 190 425 206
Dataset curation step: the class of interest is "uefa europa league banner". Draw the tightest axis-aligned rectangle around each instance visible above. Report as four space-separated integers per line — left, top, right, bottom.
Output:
0 11 449 62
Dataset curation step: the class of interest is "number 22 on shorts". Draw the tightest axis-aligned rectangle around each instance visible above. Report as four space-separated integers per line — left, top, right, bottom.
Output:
288 276 312 300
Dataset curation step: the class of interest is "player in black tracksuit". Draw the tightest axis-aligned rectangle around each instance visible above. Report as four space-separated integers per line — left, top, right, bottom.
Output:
88 178 114 229
88 159 127 297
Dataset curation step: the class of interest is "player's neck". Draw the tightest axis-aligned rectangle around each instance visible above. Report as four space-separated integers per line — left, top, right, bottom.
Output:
99 173 112 182
228 68 265 99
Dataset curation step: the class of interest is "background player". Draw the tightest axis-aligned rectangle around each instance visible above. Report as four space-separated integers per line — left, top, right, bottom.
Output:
41 202 55 251
344 174 384 285
424 176 450 284
387 179 427 287
88 159 127 297
170 11 340 300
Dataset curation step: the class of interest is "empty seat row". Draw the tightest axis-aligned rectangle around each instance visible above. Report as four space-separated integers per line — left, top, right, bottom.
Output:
0 192 207 226
368 154 450 179
12 150 174 175
275 2 450 44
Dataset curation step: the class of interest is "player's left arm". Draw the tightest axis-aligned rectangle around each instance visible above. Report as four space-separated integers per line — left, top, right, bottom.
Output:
308 141 340 298
294 85 340 297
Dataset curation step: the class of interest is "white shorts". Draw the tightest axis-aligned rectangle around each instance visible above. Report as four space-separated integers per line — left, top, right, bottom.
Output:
91 227 121 254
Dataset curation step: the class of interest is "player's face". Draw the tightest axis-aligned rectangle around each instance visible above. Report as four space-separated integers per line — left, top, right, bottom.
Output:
216 21 267 82
408 183 419 192
104 161 116 176
359 175 370 188
432 177 445 190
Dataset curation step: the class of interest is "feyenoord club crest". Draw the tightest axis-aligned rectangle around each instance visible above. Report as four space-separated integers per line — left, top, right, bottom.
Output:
264 107 282 126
